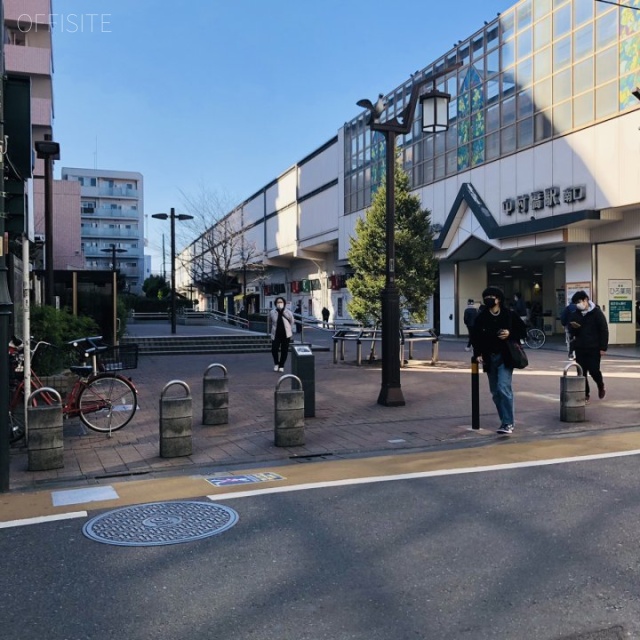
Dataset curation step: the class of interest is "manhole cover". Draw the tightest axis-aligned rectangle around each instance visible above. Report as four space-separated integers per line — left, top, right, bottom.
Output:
82 501 239 547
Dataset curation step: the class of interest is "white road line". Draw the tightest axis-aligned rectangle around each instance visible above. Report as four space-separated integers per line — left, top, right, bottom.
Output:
207 448 640 500
0 511 88 529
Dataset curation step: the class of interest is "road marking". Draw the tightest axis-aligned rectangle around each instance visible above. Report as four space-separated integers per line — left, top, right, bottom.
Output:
0 511 88 529
207 447 640 501
52 486 119 506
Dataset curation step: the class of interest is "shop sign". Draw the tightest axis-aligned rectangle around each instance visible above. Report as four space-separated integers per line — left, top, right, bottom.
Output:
502 185 586 216
608 279 633 323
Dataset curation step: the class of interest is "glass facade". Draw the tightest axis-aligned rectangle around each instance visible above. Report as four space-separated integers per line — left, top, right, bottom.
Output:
344 0 640 215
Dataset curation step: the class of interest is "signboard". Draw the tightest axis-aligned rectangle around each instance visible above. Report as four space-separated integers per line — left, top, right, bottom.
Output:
608 279 633 323
503 185 586 216
293 345 313 355
566 282 591 304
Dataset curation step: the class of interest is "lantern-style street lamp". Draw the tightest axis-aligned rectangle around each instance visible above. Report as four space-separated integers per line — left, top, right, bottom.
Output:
357 65 459 406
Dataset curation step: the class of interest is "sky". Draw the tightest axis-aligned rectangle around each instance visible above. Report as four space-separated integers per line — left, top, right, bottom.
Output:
50 0 512 272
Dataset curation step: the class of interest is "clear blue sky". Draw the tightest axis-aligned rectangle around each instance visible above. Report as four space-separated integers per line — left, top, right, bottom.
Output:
51 0 510 271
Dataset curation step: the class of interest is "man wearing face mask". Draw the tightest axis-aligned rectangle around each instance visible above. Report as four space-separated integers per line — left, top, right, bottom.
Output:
567 290 608 403
269 296 294 372
471 286 527 435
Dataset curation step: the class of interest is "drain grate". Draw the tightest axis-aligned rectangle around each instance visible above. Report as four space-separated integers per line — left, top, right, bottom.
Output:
82 501 239 547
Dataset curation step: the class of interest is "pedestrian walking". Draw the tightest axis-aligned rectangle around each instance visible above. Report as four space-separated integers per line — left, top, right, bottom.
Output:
270 297 294 372
560 301 577 359
512 292 528 323
567 290 608 403
321 306 330 329
463 299 478 352
471 286 527 435
294 301 302 334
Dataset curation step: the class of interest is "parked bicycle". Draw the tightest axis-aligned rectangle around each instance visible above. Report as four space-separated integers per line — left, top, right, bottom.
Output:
9 335 138 444
524 325 546 349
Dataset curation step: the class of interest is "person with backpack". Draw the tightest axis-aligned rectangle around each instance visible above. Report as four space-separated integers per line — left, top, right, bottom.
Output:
463 299 478 352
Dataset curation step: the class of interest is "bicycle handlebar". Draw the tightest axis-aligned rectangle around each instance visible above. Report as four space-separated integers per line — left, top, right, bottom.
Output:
68 335 108 357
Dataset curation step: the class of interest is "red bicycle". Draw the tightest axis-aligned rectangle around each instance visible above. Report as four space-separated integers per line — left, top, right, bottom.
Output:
9 335 138 443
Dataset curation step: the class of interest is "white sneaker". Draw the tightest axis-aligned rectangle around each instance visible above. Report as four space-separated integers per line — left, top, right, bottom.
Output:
278 367 284 372
464 346 471 352
273 365 279 372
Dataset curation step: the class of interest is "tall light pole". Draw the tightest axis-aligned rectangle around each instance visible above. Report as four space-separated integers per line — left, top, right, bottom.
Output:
357 65 458 406
100 243 127 344
0 16 13 491
152 208 193 334
35 135 60 307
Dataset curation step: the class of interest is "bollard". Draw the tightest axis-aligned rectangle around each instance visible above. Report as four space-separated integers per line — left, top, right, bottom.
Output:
560 362 586 422
27 388 63 471
159 380 193 457
202 363 229 425
274 374 305 447
471 356 480 430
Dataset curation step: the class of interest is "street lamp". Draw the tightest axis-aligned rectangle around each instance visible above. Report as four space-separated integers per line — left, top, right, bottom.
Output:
100 243 127 345
35 136 60 307
152 208 193 334
357 65 458 406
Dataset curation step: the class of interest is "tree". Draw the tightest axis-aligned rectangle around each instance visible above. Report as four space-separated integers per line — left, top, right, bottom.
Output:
142 275 169 300
179 186 260 312
347 163 437 326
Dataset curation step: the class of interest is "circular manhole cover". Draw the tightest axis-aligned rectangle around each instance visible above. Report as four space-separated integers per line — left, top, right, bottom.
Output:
82 501 239 547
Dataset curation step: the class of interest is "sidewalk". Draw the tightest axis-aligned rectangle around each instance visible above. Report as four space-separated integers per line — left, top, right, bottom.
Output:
8 322 640 491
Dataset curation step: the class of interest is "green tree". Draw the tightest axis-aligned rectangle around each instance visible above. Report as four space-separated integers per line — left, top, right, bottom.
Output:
142 275 169 300
347 164 437 326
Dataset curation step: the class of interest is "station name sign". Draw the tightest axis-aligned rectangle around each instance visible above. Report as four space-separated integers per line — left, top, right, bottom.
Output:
502 185 586 216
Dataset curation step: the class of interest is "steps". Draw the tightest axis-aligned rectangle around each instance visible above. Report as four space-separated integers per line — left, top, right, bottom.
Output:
120 334 272 355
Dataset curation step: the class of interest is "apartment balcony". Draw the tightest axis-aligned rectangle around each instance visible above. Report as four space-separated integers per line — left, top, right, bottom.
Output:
81 228 140 239
4 0 52 23
4 44 52 76
84 207 140 220
99 187 139 198
31 97 52 126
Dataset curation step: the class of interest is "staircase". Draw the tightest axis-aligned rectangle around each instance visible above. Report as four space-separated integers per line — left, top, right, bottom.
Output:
120 333 272 356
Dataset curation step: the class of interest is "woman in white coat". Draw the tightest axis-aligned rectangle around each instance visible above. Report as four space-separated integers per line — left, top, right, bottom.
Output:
269 297 294 371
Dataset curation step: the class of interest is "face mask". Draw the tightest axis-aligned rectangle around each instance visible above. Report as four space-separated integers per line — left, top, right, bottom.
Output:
576 301 587 311
276 303 284 310
484 297 497 308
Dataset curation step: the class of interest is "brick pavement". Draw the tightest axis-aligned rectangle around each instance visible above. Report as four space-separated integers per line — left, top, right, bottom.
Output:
8 323 640 491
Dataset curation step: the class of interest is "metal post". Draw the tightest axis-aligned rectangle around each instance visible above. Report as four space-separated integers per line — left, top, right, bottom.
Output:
170 207 176 335
378 130 404 406
43 148 54 306
0 46 12 490
471 356 480 430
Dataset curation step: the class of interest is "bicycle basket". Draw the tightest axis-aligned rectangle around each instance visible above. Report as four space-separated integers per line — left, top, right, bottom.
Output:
98 344 139 371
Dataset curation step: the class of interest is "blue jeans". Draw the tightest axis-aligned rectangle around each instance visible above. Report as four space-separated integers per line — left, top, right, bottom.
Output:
487 353 514 426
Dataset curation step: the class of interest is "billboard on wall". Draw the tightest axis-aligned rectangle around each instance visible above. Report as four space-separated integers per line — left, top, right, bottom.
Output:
608 279 633 323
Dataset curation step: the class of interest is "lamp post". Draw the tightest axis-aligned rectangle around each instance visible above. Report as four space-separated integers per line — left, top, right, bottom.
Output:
35 136 60 307
100 244 127 344
152 208 193 334
357 66 458 406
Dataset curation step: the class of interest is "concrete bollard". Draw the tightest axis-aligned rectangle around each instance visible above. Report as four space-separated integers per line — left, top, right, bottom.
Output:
159 380 193 457
274 374 305 447
560 362 586 422
27 388 64 472
202 363 229 426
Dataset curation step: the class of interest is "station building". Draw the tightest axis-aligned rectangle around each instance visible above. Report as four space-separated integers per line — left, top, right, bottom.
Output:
181 0 640 344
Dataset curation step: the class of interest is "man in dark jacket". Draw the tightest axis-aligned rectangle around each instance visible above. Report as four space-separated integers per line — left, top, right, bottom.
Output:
471 286 527 435
567 290 608 403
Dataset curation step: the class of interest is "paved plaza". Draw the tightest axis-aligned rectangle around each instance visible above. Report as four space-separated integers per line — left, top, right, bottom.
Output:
8 321 640 491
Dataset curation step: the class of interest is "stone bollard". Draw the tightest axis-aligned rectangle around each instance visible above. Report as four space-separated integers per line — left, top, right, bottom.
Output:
274 374 305 447
27 388 64 471
560 362 586 422
159 380 193 457
202 363 229 425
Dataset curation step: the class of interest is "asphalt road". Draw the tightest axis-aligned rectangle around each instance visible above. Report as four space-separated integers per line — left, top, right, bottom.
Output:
2 449 639 640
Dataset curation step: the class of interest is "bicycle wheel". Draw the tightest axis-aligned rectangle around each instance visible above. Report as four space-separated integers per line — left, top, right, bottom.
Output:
78 374 137 433
9 387 26 444
525 328 546 349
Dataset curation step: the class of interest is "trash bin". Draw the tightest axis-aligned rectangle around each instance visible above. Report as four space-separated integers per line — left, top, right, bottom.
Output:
290 343 315 418
560 362 586 422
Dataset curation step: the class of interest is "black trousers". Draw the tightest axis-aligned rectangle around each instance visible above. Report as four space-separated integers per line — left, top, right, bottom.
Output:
272 337 290 367
574 348 604 398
